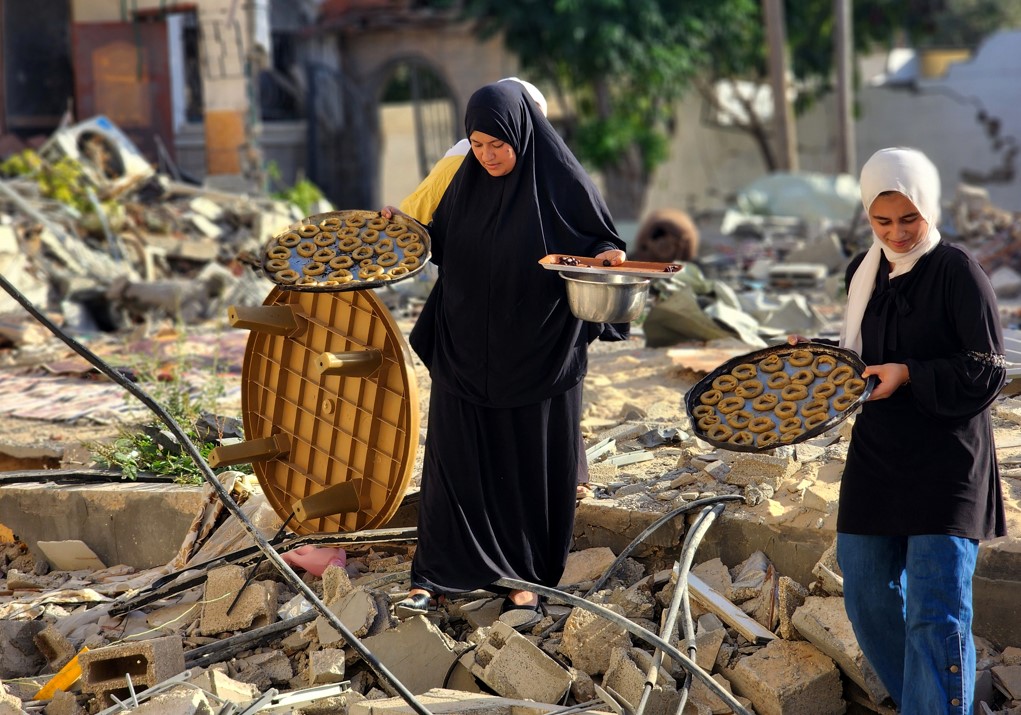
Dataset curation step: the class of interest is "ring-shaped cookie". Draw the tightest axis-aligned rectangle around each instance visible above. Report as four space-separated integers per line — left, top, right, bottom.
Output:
692 404 716 418
828 365 854 385
267 246 291 260
805 412 830 429
277 231 301 247
400 255 421 268
766 372 790 389
833 393 859 412
359 258 375 269
756 431 779 448
731 363 757 381
699 389 724 406
359 264 385 280
361 228 380 243
780 384 809 401
774 401 799 420
377 251 399 267
779 417 803 434
396 231 419 248
728 430 754 447
779 429 804 444
751 393 779 411
296 241 317 258
718 396 746 414
302 261 326 276
748 416 776 434
813 382 837 399
758 354 785 373
338 226 360 239
276 269 299 284
790 369 815 386
712 374 739 392
726 409 753 429
327 270 353 283
697 414 722 430
735 380 764 398
367 217 388 230
346 215 366 228
265 258 291 272
788 349 814 367
404 241 425 257
708 423 734 441
313 248 336 263
384 223 405 237
330 255 354 270
320 217 343 231
388 265 410 277
374 238 394 254
296 276 318 286
352 246 374 260
800 399 829 417
298 224 320 238
314 232 337 247
843 377 866 395
812 354 838 378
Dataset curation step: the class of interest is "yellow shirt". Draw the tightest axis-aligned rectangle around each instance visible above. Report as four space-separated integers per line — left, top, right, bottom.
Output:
399 154 465 225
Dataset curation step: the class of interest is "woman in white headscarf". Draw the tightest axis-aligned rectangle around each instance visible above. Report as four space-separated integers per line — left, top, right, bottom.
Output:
831 148 1006 714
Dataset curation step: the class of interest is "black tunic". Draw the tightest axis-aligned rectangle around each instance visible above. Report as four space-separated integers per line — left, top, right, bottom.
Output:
838 242 1007 540
408 82 627 594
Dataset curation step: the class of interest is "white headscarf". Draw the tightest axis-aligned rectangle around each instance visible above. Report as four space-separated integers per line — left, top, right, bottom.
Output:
840 147 942 355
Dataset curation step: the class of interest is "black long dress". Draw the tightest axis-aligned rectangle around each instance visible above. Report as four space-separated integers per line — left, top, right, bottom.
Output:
408 82 627 594
838 242 1007 540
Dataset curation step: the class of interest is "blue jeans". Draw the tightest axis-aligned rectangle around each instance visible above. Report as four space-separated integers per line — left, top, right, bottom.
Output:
837 533 978 715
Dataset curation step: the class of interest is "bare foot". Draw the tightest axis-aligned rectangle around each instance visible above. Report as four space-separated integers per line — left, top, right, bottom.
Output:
508 589 538 607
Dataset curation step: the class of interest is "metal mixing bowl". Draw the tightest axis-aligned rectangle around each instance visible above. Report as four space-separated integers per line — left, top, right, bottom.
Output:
561 272 650 323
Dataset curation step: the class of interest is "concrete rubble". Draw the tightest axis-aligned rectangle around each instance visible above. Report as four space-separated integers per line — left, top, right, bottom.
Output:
1 121 1020 715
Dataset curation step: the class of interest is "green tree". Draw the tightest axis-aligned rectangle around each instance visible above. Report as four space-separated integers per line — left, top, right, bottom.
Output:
463 0 746 220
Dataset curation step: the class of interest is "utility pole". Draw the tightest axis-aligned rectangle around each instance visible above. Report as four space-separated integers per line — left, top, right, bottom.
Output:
763 0 799 172
835 0 856 175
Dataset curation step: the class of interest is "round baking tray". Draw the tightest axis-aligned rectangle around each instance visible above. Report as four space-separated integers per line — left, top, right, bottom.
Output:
260 209 431 292
684 342 876 453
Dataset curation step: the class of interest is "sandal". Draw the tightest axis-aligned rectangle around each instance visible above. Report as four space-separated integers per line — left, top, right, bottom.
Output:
394 591 434 618
498 595 546 632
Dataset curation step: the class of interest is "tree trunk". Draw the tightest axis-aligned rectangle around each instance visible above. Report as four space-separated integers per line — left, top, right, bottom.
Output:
601 146 648 222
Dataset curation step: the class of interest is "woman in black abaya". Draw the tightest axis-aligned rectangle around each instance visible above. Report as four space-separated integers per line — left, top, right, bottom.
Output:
382 81 627 626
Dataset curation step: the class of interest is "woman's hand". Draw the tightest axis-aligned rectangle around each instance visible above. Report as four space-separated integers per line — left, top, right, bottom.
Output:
381 205 408 221
862 362 910 401
595 249 626 266
786 334 809 345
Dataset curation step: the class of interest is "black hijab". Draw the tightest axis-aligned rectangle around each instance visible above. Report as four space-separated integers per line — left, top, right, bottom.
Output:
409 81 626 408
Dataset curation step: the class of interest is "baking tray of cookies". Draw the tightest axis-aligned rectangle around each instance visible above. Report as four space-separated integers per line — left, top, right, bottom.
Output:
260 210 430 291
539 254 683 279
684 342 876 453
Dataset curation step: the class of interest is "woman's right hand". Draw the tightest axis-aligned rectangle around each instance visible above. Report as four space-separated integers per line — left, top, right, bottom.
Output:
787 334 809 345
381 205 406 221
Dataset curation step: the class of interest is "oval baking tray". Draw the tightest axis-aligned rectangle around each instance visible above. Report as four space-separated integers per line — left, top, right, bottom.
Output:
539 253 683 279
260 210 431 292
684 342 876 453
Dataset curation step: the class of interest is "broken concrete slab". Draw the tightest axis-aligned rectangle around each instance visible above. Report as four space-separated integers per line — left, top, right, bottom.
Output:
560 603 632 676
36 540 106 572
469 621 571 703
0 619 45 678
559 547 618 587
198 565 279 635
602 646 678 715
360 615 458 695
349 687 585 715
718 639 844 715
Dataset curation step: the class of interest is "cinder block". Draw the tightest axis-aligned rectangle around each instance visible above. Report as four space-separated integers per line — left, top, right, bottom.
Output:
308 649 346 685
199 565 279 635
720 451 798 489
34 625 77 671
717 639 844 715
469 621 571 703
79 636 185 708
602 647 678 715
560 604 631 676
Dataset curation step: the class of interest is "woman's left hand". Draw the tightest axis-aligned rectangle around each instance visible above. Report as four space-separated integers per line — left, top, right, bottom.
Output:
862 362 910 401
595 249 626 266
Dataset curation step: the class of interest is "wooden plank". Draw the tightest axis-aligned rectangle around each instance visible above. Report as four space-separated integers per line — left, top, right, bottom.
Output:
687 572 777 644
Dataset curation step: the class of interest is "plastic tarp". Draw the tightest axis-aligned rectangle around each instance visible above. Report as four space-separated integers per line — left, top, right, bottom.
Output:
733 171 860 224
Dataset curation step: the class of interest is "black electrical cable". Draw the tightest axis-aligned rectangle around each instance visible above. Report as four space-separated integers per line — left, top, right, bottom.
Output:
494 577 752 715
0 272 433 715
539 494 744 637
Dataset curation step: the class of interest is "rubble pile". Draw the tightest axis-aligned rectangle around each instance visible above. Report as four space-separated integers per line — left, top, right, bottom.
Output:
0 387 1019 715
950 185 1021 308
